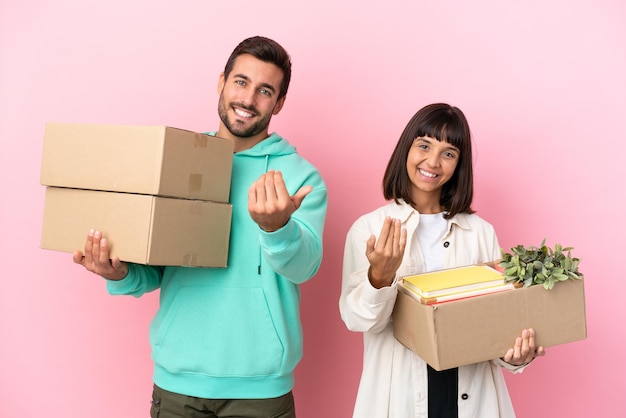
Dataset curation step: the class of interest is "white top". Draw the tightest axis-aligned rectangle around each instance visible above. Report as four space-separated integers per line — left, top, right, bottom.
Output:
415 212 446 271
340 201 526 418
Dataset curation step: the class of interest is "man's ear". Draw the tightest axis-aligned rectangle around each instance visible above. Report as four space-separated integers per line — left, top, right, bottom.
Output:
217 72 225 94
273 96 286 115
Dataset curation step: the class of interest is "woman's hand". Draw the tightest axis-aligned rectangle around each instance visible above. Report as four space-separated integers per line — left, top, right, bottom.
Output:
503 328 546 366
366 217 407 289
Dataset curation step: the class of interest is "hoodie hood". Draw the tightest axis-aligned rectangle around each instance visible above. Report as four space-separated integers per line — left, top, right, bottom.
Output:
206 131 296 157
241 132 296 157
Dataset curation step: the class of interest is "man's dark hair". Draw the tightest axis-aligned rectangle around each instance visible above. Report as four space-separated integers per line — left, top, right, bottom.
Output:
223 36 292 100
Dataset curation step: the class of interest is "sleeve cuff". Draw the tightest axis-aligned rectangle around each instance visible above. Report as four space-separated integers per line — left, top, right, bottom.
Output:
359 271 399 305
105 264 136 294
493 356 534 373
259 219 298 252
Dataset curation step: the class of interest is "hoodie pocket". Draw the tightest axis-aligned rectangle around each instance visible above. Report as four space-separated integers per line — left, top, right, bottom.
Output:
152 285 285 377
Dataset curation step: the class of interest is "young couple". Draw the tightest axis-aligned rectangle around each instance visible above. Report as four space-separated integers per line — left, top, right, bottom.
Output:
74 36 544 417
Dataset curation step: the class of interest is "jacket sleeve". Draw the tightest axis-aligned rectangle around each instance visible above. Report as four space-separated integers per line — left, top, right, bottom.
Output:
339 216 399 334
259 184 327 284
106 263 163 297
492 357 531 373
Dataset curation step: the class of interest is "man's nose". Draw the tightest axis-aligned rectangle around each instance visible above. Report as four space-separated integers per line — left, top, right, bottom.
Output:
240 88 256 106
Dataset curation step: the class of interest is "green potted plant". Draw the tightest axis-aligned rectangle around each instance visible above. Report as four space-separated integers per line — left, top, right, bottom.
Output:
498 239 584 290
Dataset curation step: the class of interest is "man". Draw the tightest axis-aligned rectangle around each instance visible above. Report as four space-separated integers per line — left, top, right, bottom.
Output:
73 36 327 418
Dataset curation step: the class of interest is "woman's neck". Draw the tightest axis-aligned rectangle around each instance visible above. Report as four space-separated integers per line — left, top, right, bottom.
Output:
410 192 443 214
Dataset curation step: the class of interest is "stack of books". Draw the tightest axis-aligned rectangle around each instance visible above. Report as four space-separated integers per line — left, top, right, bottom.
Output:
400 265 519 305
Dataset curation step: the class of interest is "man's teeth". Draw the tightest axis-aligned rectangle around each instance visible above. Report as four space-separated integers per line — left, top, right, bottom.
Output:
235 108 253 118
420 169 437 178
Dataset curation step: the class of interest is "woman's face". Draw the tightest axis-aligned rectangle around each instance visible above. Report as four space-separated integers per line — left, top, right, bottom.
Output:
406 136 460 200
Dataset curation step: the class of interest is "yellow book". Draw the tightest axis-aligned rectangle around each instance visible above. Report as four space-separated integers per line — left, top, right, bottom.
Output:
401 265 506 298
401 281 519 305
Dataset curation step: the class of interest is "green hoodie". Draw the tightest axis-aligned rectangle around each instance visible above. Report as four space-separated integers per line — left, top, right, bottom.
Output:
107 132 327 399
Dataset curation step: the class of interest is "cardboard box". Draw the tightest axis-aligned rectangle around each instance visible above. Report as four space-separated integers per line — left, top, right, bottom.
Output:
41 187 232 267
392 278 587 371
40 123 234 202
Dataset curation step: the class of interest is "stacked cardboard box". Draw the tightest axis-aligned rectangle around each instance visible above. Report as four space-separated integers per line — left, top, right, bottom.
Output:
40 123 234 267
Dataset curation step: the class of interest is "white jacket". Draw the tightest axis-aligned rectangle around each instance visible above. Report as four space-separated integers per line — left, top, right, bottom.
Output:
340 201 524 418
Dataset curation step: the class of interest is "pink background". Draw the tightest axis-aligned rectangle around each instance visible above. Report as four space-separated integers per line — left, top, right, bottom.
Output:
1 1 624 417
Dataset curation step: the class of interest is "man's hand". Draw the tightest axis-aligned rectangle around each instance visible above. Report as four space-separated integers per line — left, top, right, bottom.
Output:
366 217 407 289
72 229 128 281
503 328 546 366
248 170 312 232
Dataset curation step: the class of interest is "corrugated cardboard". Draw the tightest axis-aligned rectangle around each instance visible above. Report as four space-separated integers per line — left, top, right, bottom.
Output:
392 278 587 371
40 123 233 202
41 187 232 267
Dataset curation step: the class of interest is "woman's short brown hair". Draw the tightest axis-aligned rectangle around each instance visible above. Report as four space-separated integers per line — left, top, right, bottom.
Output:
382 103 474 218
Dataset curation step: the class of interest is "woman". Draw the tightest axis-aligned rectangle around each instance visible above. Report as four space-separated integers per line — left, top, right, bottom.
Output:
339 103 545 417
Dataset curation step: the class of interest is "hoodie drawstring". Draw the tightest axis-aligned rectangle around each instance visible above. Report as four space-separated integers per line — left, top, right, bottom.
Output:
258 154 270 275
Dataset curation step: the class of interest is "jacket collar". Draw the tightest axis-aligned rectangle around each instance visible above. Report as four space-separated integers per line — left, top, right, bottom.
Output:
386 199 472 231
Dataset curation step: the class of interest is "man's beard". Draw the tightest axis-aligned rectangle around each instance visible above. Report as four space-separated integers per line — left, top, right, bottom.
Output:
217 94 272 138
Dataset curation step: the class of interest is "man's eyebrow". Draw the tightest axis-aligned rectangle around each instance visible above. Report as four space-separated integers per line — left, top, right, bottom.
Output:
233 73 250 82
258 83 277 93
233 73 277 93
